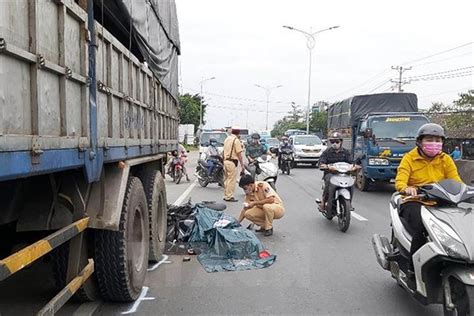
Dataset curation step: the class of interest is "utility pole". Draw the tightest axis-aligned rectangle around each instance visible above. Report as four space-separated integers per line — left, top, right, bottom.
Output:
391 66 412 92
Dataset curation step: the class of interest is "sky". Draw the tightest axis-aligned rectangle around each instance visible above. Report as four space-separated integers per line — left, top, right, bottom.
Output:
175 0 474 131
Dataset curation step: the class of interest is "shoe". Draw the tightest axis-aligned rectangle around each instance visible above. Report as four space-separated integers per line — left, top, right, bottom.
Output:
263 228 273 236
255 227 265 233
223 197 238 202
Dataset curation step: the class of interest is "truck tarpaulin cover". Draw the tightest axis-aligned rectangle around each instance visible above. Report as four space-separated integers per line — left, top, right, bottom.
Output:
189 206 276 273
328 93 418 129
100 0 180 99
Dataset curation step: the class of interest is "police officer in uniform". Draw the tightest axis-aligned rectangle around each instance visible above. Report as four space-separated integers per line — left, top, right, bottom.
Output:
238 174 285 236
222 127 245 202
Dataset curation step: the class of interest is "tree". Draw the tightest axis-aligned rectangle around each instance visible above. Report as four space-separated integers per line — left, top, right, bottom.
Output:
425 90 474 138
178 93 207 131
309 111 328 137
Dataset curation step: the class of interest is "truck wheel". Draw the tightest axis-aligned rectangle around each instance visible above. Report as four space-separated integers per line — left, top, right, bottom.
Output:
94 177 149 302
140 170 168 262
356 169 370 191
50 237 99 302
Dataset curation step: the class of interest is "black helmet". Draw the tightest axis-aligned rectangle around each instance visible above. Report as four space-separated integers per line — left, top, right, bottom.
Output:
209 137 217 143
328 131 343 141
251 133 260 140
417 123 445 140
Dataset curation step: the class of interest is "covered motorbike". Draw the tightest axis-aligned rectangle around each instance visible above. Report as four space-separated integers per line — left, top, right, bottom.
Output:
372 179 474 315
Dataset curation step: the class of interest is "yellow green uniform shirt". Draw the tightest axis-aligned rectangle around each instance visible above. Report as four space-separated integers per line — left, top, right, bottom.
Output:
395 147 462 192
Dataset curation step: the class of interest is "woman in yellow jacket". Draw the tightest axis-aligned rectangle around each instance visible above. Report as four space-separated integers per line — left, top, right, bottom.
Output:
395 123 462 269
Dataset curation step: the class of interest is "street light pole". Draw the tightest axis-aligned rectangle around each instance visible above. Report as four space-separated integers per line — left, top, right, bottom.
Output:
255 84 283 131
283 25 340 133
199 76 216 128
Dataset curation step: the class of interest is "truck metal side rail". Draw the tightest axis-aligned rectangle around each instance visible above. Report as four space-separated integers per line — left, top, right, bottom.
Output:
0 218 92 315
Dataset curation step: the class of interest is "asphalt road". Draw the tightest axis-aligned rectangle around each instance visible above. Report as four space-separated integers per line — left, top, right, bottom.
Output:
0 151 443 315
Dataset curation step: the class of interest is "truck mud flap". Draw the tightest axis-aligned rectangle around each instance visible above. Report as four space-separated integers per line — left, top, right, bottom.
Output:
0 217 94 314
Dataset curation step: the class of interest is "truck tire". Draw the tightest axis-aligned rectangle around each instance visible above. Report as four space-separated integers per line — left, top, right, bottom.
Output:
94 177 149 302
356 169 370 191
140 170 168 262
50 237 99 302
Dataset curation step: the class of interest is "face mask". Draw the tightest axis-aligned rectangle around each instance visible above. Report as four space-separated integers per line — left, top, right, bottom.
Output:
210 142 217 147
283 140 288 144
422 142 443 157
331 142 341 150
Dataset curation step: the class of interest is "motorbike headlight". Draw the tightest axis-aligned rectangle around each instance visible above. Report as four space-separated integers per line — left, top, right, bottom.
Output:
429 219 469 260
368 158 389 166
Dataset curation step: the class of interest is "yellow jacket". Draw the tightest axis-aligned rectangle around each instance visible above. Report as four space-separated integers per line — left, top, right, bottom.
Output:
395 147 462 192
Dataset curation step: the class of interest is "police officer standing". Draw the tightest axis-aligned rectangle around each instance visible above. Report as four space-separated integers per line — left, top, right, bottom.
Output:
222 127 245 202
237 174 285 236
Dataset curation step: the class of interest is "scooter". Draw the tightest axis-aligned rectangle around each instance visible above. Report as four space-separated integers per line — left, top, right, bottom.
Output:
168 154 187 184
195 155 224 187
279 148 294 175
372 179 474 315
316 162 355 233
246 154 278 190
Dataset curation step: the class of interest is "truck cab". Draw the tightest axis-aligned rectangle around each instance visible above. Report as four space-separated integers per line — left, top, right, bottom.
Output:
354 113 429 190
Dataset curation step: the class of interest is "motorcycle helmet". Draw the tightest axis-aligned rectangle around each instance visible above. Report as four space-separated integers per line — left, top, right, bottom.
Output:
209 137 217 146
328 132 343 143
251 133 261 140
416 123 445 141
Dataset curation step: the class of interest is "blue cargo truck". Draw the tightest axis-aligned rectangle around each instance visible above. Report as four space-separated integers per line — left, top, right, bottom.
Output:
328 93 429 191
0 0 180 312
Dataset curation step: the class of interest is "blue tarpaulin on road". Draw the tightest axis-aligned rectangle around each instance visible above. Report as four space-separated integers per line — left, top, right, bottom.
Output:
189 206 276 273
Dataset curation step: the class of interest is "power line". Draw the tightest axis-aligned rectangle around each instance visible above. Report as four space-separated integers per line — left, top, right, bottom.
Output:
410 52 473 68
406 66 474 79
409 71 472 82
366 79 392 93
401 42 474 66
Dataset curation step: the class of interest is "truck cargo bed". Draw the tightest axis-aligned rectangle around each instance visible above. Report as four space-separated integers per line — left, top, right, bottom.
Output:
0 0 179 182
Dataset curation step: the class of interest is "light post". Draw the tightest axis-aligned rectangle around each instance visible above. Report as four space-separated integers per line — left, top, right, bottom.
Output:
255 84 283 131
283 25 339 133
199 76 216 128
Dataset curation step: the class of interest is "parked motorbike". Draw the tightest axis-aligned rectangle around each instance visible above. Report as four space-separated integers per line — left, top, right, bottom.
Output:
196 156 224 187
372 179 474 315
279 148 294 175
245 154 278 190
316 162 355 232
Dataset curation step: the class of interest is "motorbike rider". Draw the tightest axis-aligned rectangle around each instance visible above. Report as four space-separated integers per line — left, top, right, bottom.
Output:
260 138 270 152
278 135 295 170
246 133 268 178
167 143 190 181
395 123 462 277
318 132 357 212
202 137 222 177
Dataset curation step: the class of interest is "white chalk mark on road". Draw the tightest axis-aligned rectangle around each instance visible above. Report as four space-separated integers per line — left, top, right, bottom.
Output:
352 211 369 222
121 286 155 314
172 180 197 206
148 254 171 271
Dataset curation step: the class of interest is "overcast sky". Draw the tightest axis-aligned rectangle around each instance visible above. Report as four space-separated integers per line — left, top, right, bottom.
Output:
175 0 474 131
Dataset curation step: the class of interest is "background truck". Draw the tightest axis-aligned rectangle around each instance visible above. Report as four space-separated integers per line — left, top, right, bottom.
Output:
0 0 180 313
328 93 429 191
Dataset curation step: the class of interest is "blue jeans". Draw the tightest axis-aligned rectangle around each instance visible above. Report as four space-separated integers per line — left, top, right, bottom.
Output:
206 159 215 176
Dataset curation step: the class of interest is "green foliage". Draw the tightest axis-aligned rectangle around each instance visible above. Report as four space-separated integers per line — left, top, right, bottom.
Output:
425 90 474 138
309 111 328 137
178 93 207 131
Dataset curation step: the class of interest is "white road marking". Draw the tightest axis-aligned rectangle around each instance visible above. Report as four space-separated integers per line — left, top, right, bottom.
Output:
352 211 369 222
121 286 155 314
172 180 197 206
287 175 294 179
147 254 171 271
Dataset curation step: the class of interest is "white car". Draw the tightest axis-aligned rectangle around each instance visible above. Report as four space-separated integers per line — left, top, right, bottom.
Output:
290 135 327 167
198 131 228 158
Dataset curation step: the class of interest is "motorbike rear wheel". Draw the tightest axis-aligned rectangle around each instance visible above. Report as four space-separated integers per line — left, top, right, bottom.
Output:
337 196 351 233
174 169 183 184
